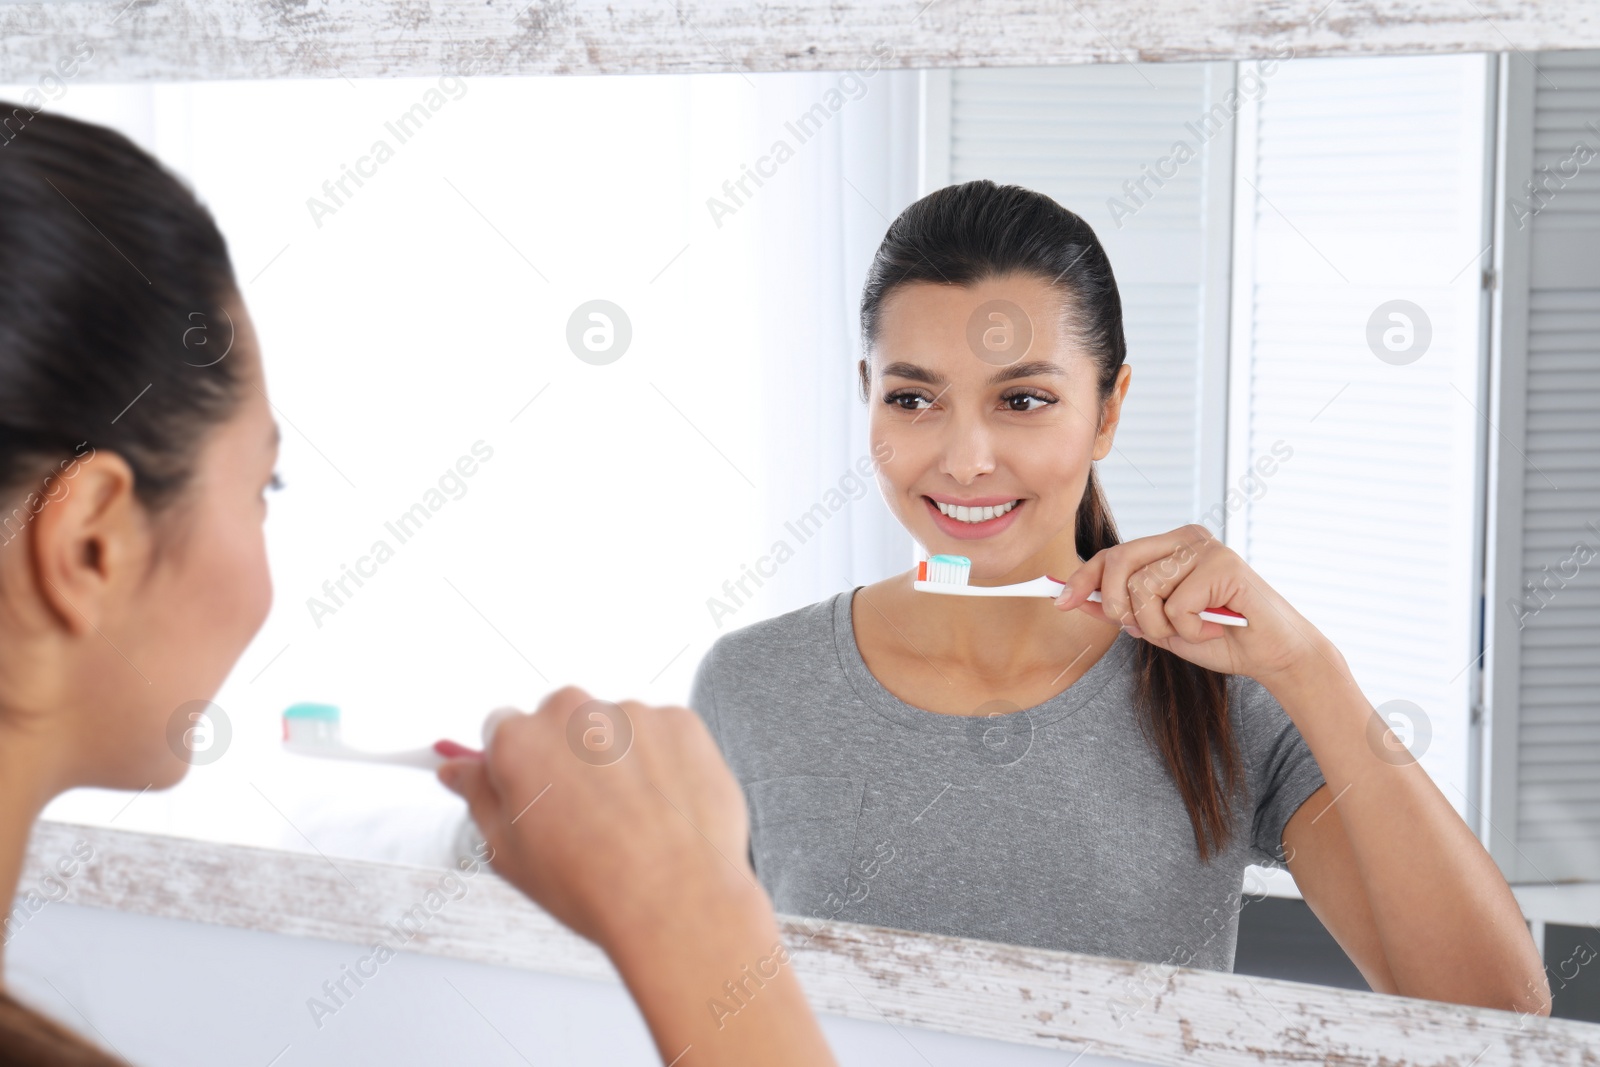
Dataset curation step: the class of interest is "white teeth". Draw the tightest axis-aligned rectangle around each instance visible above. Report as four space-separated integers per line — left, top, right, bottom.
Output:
935 500 1018 523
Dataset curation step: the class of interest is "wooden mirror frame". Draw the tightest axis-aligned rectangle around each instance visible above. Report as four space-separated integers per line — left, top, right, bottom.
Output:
6 3 1599 1062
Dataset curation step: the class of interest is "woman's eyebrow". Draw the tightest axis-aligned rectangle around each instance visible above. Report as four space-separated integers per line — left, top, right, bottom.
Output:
881 361 945 385
986 360 1065 385
880 359 1066 387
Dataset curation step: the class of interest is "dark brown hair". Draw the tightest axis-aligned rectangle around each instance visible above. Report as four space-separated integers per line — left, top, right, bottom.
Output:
859 179 1243 861
0 990 126 1066
0 99 243 520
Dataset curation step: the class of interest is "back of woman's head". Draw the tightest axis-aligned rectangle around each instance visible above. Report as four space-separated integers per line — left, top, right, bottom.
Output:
0 106 238 1063
859 180 1242 862
0 102 242 523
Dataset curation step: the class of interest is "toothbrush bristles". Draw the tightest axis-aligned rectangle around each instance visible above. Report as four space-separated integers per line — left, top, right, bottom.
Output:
925 555 972 585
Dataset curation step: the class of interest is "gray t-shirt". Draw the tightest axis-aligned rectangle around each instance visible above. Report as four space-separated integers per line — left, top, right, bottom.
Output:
688 589 1328 972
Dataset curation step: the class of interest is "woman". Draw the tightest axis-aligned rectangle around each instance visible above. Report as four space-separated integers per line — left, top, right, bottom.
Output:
0 106 834 1065
690 180 1549 1012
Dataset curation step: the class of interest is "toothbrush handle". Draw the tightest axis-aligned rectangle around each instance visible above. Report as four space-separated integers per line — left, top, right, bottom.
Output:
1082 589 1248 628
912 575 1065 597
283 743 448 770
372 747 450 769
1198 607 1248 627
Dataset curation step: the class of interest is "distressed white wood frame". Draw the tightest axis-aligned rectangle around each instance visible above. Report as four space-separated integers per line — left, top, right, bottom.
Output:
6 2 1597 1060
23 821 1598 1065
1197 62 1237 535
1482 49 1534 882
1222 62 1261 557
2 0 1600 82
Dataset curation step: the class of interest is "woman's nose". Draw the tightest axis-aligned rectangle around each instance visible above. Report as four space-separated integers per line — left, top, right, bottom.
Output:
938 417 997 483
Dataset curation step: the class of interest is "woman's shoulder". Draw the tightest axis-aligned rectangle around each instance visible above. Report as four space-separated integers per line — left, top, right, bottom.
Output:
1224 671 1323 779
689 591 855 732
1225 670 1268 702
700 589 851 674
1225 672 1290 726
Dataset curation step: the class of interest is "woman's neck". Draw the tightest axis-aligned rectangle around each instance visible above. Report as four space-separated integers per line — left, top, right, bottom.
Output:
924 548 1100 670
852 568 1121 718
921 582 1102 672
858 548 1107 677
0 719 64 978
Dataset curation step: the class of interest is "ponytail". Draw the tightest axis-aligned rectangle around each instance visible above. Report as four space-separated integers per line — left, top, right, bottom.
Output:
1074 467 1241 860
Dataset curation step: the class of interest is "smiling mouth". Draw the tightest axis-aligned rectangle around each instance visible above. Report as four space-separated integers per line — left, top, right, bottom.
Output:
929 499 1021 524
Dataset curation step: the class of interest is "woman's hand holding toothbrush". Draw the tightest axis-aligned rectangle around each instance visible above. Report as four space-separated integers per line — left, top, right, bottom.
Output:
437 686 837 1067
1054 523 1339 687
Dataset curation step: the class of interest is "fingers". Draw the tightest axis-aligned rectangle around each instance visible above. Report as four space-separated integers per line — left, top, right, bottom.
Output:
1129 564 1180 640
1163 575 1229 644
533 685 594 721
480 705 526 750
1127 539 1198 638
658 705 750 858
1056 525 1219 637
483 684 599 774
464 689 737 847
437 757 502 834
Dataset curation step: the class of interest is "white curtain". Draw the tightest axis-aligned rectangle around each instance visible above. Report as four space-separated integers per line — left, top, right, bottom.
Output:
739 69 920 623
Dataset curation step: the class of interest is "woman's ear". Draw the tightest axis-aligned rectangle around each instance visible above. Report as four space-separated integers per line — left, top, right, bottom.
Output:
1091 364 1133 461
857 359 871 403
25 451 145 636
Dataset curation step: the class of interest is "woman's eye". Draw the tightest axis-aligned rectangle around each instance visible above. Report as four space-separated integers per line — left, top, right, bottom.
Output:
884 390 932 412
1002 391 1056 412
265 471 285 494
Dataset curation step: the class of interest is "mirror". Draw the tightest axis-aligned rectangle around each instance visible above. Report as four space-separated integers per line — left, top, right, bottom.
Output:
11 44 1595 1027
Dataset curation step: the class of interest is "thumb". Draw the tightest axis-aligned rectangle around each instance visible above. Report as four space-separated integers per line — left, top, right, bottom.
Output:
1053 554 1104 612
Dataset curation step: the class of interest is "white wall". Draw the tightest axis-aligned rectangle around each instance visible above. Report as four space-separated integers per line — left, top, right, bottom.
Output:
3 69 911 871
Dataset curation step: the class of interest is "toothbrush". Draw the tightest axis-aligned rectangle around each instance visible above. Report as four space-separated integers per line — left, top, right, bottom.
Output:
281 702 482 769
913 554 1248 627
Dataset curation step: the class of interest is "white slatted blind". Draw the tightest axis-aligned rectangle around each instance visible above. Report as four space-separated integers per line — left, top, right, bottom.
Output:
1489 50 1600 881
947 64 1230 540
1230 55 1492 818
